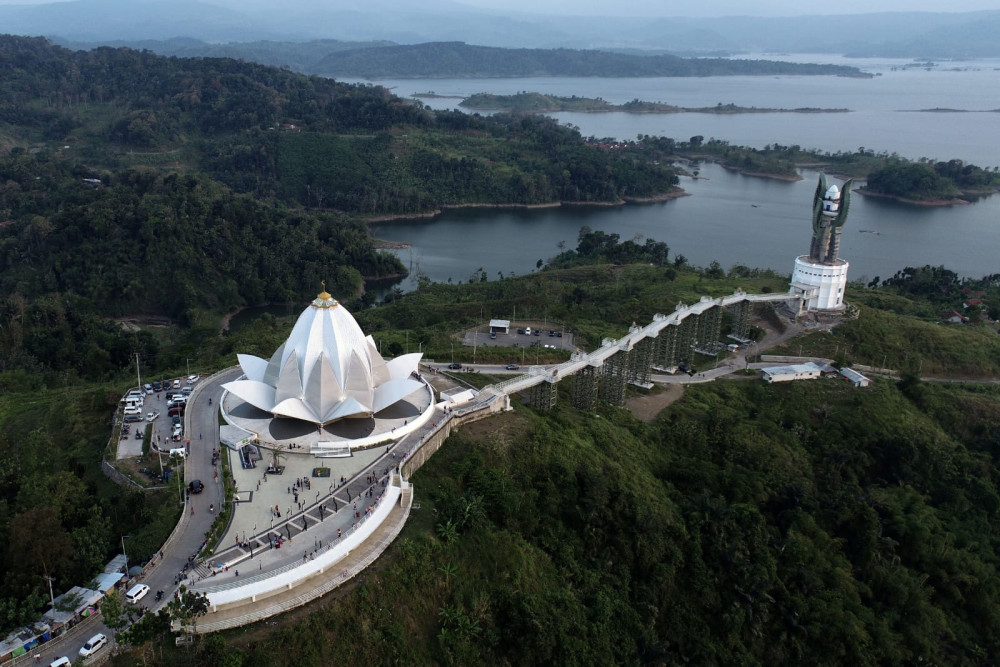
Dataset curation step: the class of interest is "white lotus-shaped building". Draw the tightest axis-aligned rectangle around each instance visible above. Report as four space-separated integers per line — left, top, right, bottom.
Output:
222 288 423 425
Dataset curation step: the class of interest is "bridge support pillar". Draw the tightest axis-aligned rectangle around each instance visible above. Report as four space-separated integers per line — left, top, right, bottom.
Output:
728 300 751 340
627 336 654 386
572 365 600 411
600 350 628 407
698 305 723 350
676 313 698 367
654 324 679 369
529 378 558 410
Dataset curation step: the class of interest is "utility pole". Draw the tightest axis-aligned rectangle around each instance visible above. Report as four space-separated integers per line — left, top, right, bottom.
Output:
187 358 192 376
157 431 164 476
121 535 129 575
135 352 142 390
45 575 56 610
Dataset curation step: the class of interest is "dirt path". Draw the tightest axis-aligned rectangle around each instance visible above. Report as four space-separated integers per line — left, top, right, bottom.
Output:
627 384 684 423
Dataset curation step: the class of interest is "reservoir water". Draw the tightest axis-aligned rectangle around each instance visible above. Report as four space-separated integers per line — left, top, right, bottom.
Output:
343 55 1000 166
353 56 1000 291
372 163 1000 289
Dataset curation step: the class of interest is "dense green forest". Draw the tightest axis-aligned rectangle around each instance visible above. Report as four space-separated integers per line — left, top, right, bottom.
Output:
54 37 396 75
125 375 1000 665
0 383 181 633
0 36 678 214
0 151 392 316
311 42 868 79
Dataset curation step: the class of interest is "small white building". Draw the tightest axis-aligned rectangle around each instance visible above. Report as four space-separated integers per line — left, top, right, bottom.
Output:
761 362 824 383
839 367 871 387
489 319 510 334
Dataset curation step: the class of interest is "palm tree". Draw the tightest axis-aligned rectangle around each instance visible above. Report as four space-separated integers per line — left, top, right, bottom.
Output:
269 449 285 473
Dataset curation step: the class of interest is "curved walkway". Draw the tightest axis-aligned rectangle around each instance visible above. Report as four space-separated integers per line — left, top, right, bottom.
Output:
144 371 442 632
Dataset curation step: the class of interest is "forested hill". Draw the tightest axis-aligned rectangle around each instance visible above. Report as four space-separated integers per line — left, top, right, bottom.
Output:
0 34 679 381
0 35 677 214
313 42 868 79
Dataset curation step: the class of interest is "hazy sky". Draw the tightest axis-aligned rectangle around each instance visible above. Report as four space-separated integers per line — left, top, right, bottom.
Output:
454 0 998 16
0 0 996 11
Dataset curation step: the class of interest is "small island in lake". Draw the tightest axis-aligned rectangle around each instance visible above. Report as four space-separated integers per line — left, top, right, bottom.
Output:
456 92 850 115
858 160 1000 206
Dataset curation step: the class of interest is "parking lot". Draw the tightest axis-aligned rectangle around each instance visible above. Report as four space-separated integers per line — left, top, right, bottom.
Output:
115 375 203 463
461 322 575 351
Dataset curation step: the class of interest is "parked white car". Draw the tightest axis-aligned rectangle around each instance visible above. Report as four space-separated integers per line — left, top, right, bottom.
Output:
79 633 108 657
125 583 150 604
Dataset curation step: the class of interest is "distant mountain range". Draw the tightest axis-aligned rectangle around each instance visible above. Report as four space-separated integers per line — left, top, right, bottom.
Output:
4 0 1000 59
50 39 866 79
308 43 867 79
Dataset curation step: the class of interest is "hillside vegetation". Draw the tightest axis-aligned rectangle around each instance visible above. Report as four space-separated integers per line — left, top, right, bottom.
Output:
0 35 680 387
165 377 1000 665
0 37 678 213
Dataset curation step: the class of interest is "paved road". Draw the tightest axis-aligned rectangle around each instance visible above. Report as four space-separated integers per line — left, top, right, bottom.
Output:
139 369 239 612
18 618 113 666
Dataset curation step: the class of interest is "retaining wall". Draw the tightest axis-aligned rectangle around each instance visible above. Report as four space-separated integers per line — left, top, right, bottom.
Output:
401 396 505 479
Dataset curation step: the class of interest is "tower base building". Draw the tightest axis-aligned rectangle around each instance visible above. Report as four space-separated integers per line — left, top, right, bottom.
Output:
791 173 854 313
790 255 849 311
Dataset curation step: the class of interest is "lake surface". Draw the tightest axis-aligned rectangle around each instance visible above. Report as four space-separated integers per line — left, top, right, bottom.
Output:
353 56 1000 293
343 56 1000 166
372 163 1000 289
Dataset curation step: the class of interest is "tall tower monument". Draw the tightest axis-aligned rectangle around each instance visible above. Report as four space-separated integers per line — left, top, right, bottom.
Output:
790 174 853 311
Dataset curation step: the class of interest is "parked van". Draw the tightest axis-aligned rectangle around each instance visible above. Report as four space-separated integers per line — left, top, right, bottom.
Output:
124 407 142 416
49 657 71 667
125 583 150 604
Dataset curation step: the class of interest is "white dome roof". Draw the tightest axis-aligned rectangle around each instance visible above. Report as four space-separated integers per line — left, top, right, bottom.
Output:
824 184 841 200
223 288 423 424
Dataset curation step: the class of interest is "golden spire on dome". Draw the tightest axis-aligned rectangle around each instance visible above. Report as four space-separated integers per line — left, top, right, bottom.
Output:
313 281 338 308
